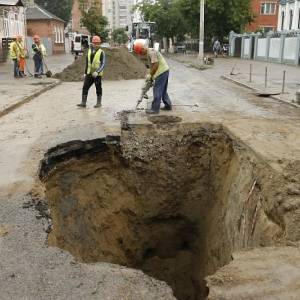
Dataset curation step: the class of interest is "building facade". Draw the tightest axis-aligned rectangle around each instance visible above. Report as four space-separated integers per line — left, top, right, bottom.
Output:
0 0 26 61
71 0 102 34
26 3 65 54
278 0 300 30
102 0 134 32
246 0 279 32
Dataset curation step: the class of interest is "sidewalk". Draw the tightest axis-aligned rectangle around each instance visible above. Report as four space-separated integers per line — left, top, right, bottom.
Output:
0 54 74 116
170 54 300 108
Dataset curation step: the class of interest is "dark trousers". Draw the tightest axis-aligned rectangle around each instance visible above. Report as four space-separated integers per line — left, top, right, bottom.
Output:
82 75 102 97
13 59 19 77
152 70 172 112
33 54 43 75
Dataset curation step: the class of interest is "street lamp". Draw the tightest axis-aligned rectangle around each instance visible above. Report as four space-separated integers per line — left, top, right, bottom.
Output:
198 0 204 63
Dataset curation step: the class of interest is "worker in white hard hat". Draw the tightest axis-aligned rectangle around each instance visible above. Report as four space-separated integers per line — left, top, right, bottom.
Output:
77 35 106 108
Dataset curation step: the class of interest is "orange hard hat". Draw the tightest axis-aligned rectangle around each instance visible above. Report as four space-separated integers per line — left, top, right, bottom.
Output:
133 42 144 55
92 35 101 44
33 35 40 41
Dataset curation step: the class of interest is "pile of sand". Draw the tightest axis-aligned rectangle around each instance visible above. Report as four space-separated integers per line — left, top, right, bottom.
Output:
55 47 147 81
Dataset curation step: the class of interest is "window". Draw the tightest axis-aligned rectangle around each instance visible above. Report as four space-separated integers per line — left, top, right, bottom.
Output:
4 11 9 37
260 3 276 15
281 11 285 30
60 27 64 43
289 9 293 30
54 26 58 43
260 26 274 33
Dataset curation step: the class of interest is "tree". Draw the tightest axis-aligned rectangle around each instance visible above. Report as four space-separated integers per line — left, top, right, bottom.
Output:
79 0 109 40
136 0 253 41
112 28 128 45
35 0 73 24
135 0 187 40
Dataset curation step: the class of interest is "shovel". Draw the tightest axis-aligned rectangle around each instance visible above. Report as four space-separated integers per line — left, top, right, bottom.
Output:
42 58 52 78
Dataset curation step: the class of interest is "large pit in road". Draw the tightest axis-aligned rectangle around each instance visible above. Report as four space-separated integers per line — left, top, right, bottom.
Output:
39 120 292 300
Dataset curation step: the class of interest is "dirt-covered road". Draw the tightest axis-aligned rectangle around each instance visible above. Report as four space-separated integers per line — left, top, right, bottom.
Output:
0 58 299 299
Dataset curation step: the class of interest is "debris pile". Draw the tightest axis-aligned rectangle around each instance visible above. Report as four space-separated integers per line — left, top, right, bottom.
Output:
55 47 147 81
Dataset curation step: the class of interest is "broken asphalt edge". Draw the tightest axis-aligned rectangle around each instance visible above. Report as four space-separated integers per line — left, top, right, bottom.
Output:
0 80 62 119
221 75 300 109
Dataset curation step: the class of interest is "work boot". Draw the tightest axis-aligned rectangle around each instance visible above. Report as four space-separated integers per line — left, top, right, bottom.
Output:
94 95 102 108
77 95 87 108
161 106 172 111
145 109 159 115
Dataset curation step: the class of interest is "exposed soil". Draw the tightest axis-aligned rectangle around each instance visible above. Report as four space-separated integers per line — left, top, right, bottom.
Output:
54 47 147 81
38 120 300 300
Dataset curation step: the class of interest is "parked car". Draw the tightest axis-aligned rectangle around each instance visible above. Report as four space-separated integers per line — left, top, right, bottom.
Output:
174 43 186 54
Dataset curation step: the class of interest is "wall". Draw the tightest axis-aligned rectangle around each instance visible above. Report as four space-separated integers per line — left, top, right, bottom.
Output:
71 0 102 34
102 0 134 32
246 0 279 32
27 20 65 54
0 5 26 62
278 1 300 31
230 30 300 65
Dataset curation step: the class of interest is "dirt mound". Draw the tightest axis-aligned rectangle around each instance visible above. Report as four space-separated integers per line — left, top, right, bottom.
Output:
55 47 147 81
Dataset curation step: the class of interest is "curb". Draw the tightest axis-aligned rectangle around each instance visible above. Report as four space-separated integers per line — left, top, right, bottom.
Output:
221 75 300 109
0 80 61 119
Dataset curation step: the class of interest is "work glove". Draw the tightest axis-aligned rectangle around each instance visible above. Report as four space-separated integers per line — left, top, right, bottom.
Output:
92 71 98 79
146 74 153 82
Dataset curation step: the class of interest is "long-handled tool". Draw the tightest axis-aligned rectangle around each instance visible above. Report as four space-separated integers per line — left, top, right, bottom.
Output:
136 78 153 109
25 58 33 77
42 57 52 78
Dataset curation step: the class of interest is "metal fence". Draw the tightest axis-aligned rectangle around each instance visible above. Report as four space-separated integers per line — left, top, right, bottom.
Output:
229 30 300 65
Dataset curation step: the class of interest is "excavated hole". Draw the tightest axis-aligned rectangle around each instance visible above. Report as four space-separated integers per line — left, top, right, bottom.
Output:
40 124 267 300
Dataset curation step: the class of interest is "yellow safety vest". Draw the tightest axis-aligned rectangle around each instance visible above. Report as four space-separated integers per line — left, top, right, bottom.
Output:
32 43 47 57
9 41 19 59
87 48 104 76
16 41 26 58
148 49 169 79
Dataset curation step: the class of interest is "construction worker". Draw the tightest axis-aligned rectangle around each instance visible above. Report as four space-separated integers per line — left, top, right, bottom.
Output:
134 43 172 114
9 37 20 78
77 35 105 108
32 35 46 78
16 35 26 77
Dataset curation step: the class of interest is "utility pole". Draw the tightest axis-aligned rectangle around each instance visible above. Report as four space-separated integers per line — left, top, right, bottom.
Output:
198 0 204 63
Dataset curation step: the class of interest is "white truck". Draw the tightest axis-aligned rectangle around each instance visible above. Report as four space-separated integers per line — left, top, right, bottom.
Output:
129 22 159 51
71 33 91 56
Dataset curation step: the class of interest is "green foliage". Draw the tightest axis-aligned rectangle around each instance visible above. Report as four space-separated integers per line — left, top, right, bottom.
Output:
135 0 187 40
112 28 129 45
35 0 73 24
79 0 109 40
136 0 253 40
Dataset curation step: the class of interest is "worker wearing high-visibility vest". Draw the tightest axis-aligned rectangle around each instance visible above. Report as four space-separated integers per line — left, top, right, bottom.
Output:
134 42 172 114
77 35 106 108
32 35 46 78
16 35 26 77
9 37 20 78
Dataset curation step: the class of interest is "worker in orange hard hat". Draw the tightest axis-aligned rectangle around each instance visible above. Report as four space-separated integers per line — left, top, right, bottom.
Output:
32 34 46 78
77 35 106 108
134 41 172 114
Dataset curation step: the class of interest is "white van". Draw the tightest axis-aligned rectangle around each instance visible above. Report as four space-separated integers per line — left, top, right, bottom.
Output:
72 34 91 55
